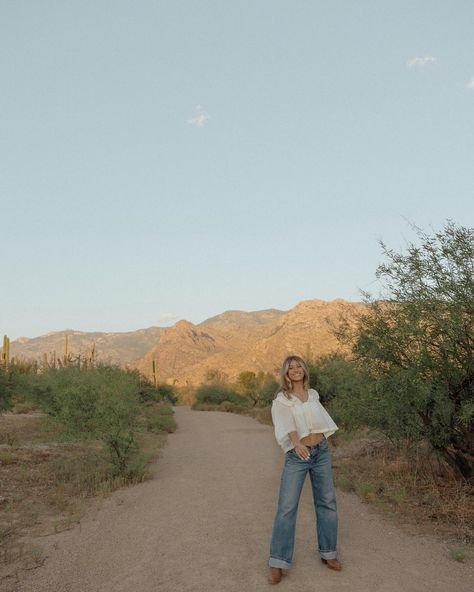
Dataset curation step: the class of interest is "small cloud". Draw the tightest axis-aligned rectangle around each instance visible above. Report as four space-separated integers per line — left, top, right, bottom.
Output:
407 55 436 68
187 105 210 127
467 77 474 90
158 312 180 324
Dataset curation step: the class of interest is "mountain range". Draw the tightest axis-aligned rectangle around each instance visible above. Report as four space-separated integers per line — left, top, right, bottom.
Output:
7 298 366 385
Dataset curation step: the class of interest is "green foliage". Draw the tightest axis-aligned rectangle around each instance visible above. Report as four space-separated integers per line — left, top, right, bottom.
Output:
139 402 177 433
138 382 177 405
195 383 247 406
156 383 178 404
449 545 470 563
307 353 370 430
0 365 13 412
236 371 259 406
218 400 244 412
191 401 218 411
0 361 40 412
32 366 142 474
308 352 360 405
259 376 279 406
10 364 158 475
236 371 278 407
335 220 474 480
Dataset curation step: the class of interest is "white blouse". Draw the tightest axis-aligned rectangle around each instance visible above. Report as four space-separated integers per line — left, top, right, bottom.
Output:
271 388 338 453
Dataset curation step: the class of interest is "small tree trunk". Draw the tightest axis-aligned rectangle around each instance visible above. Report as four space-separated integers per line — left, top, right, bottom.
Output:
435 443 473 482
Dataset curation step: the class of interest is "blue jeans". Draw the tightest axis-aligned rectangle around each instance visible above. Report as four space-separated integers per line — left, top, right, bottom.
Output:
268 436 338 569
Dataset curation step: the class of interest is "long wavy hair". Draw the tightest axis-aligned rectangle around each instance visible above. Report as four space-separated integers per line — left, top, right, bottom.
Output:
276 355 310 400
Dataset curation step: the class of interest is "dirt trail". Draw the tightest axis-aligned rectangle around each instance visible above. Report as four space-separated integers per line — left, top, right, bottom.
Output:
15 406 473 592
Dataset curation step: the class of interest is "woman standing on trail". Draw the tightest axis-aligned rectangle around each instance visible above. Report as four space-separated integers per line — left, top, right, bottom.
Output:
267 355 341 585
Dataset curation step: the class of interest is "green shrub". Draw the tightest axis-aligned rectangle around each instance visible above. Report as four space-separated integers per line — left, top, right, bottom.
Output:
308 353 371 431
249 405 273 425
258 378 279 407
195 384 246 406
191 402 216 411
139 403 176 433
25 366 142 475
138 382 177 405
218 401 243 412
449 545 469 562
334 221 474 480
236 371 278 407
0 365 13 412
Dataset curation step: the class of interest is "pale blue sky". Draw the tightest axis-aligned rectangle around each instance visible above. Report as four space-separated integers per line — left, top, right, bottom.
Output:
1 1 473 339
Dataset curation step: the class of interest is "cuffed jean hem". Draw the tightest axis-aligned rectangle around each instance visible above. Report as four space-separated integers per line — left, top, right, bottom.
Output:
320 550 338 560
268 557 291 569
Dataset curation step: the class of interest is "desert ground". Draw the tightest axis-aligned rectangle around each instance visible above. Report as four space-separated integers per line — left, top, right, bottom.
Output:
13 406 473 592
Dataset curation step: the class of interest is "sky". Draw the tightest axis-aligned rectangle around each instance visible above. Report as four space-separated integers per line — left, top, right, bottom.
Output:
1 1 473 340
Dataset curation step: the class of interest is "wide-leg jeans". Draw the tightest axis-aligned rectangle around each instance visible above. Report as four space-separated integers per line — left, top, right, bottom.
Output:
268 436 338 569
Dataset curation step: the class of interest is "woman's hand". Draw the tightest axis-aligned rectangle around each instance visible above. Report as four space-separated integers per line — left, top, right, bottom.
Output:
293 442 310 460
288 432 310 460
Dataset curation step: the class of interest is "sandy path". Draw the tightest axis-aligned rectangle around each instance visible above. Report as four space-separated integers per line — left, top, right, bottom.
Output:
15 406 473 592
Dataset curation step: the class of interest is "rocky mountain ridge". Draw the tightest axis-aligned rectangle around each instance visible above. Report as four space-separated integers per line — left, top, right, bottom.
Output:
133 298 366 385
8 327 164 366
6 298 366 384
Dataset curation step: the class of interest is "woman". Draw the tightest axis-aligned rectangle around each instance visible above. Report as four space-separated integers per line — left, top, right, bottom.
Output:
267 355 341 585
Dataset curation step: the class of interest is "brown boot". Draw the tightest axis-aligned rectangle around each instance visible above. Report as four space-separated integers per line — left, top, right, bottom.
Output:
268 567 282 584
321 558 342 571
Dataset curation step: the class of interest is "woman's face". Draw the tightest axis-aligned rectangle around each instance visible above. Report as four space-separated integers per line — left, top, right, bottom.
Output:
287 360 305 383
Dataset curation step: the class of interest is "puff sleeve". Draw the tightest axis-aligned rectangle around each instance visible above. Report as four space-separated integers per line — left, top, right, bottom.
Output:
271 398 297 450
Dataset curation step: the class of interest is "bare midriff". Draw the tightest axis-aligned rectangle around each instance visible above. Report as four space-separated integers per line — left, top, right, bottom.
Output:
300 432 325 446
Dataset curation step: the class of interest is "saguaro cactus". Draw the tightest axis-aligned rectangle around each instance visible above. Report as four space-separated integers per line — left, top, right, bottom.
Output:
63 333 69 367
152 359 158 386
2 335 10 365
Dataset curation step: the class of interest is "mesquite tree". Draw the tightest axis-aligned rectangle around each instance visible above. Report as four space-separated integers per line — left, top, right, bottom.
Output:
337 220 474 480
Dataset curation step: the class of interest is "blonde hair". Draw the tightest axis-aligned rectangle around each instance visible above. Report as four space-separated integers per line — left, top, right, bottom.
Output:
276 355 310 400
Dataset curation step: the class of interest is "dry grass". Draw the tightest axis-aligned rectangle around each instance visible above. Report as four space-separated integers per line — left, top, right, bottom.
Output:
331 429 474 550
175 386 196 406
0 409 170 583
241 406 473 546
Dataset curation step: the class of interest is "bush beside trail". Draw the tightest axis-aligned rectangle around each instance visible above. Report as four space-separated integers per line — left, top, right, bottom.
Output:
1 362 177 477
194 383 247 406
0 362 177 575
332 221 474 481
